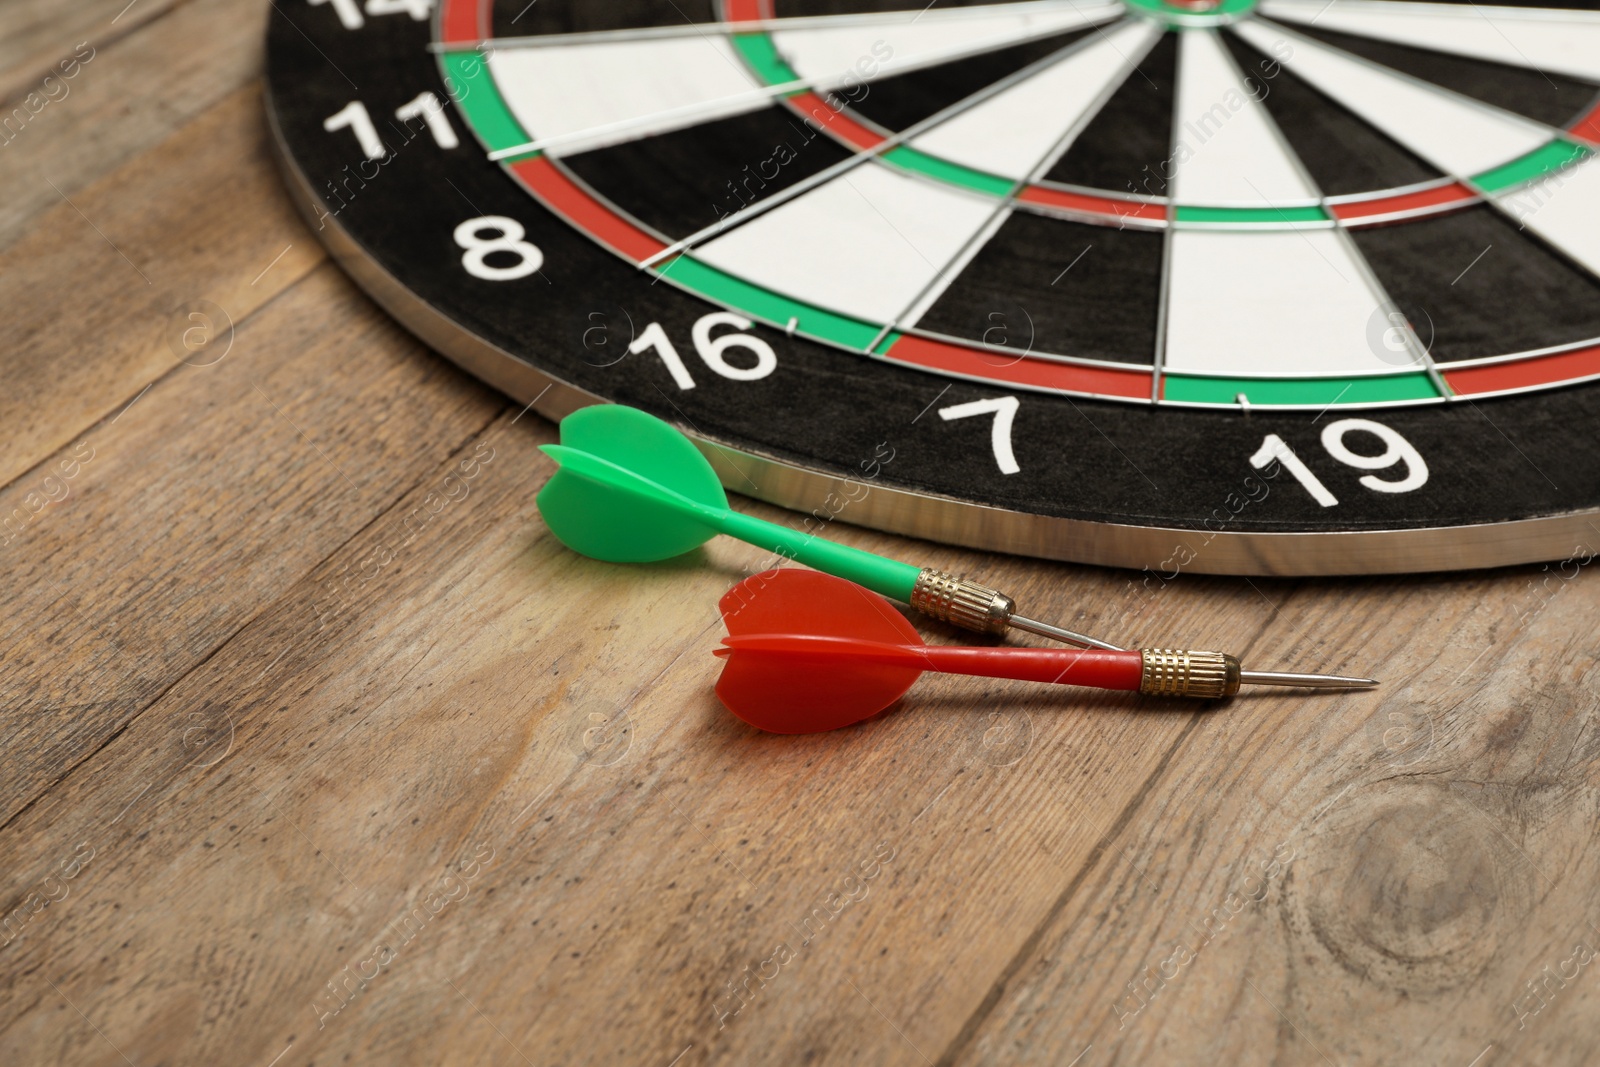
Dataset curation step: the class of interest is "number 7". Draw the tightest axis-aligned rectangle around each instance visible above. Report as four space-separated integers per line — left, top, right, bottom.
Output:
940 396 1021 475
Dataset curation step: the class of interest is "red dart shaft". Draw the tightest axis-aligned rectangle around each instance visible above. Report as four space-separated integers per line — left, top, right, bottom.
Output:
917 646 1144 689
719 635 1144 691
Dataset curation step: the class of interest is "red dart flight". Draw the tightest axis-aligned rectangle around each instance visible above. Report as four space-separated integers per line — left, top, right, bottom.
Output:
715 569 1146 734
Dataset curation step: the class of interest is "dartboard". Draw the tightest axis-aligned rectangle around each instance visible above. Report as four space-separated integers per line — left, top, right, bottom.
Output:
264 0 1600 575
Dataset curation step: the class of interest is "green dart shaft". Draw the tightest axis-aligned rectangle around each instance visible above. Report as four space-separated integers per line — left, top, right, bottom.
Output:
714 507 920 601
543 444 920 600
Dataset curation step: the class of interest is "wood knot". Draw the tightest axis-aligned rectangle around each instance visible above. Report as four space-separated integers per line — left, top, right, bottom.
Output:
1281 778 1531 995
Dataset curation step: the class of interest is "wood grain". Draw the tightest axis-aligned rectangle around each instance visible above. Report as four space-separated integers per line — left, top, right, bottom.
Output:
0 0 186 103
0 0 266 251
2 3 1598 1066
946 572 1600 1066
0 255 500 823
0 85 324 490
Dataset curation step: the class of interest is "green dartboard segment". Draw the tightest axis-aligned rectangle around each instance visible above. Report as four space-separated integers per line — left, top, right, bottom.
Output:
728 33 801 88
537 406 922 603
1471 140 1590 195
655 257 883 351
1173 204 1329 224
879 146 1016 197
1163 371 1441 406
441 52 531 158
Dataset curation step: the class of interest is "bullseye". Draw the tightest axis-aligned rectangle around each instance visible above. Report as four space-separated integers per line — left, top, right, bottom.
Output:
1123 0 1256 25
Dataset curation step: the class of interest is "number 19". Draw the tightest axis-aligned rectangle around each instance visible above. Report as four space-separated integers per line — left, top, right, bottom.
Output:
1251 418 1429 507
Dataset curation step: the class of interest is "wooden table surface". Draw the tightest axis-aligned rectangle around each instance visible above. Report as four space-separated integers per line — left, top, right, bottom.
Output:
4 2 1599 1064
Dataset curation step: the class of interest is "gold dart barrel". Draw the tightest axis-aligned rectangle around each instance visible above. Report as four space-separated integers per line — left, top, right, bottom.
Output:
1138 649 1242 699
909 569 1014 635
910 569 1119 649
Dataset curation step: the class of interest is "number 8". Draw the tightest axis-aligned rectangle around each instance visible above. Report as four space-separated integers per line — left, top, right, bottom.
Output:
1320 418 1429 493
453 216 543 281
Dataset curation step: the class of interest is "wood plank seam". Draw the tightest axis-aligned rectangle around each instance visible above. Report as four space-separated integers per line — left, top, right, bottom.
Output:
0 0 199 112
940 578 1590 1064
0 392 511 838
420 575 729 890
0 84 327 487
0 248 321 501
933 713 1207 1067
933 599 1296 1065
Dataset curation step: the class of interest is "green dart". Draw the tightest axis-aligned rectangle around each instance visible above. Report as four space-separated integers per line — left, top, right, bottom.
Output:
535 405 1376 697
538 405 919 600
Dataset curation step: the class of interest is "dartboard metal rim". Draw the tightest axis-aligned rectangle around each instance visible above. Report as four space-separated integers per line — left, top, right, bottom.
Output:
265 93 1600 578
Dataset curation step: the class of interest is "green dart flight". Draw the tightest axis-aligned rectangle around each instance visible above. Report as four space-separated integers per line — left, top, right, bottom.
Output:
537 403 921 601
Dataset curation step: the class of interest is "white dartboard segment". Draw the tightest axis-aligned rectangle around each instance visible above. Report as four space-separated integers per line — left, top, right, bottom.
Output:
486 37 765 156
1171 29 1320 205
694 163 1001 326
1260 0 1600 84
769 1 1123 92
896 207 1015 329
1234 19 1554 177
1163 229 1421 377
1495 154 1600 278
483 2 1123 157
907 20 1161 182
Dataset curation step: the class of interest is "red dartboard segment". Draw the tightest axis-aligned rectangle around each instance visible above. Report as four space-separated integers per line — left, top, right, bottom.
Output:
723 0 894 159
1329 182 1479 224
437 0 482 45
1444 343 1600 398
1570 100 1600 146
884 335 1153 400
508 157 669 263
1018 186 1167 223
784 92 889 151
722 0 771 21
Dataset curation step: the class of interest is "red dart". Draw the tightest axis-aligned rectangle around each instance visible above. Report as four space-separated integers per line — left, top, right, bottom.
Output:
715 569 1142 734
716 570 1377 732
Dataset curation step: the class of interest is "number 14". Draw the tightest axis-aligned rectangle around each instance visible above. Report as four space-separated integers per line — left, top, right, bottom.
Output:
309 0 432 30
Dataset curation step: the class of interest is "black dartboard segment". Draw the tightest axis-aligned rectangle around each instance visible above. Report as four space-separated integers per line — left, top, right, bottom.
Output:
265 0 1600 575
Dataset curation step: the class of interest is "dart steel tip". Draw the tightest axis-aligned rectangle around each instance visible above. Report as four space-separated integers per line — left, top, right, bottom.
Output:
1238 670 1379 690
1138 651 1379 698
